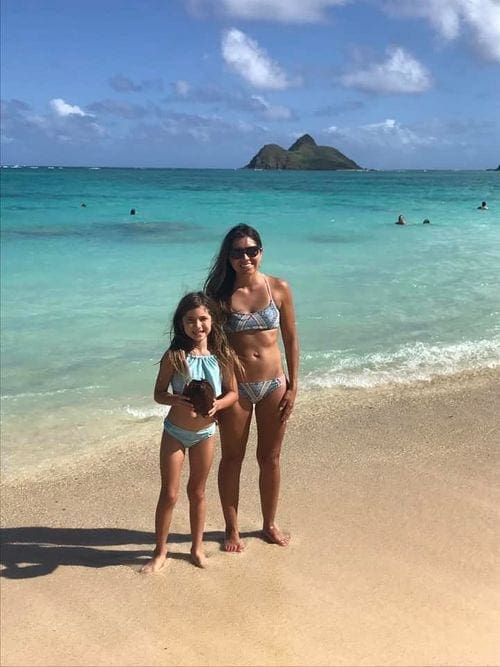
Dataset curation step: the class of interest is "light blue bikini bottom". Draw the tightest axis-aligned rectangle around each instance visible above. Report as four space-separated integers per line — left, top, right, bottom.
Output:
238 374 286 405
163 419 216 448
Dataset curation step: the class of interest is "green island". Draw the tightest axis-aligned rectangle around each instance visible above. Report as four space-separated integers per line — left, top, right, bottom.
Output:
243 133 362 170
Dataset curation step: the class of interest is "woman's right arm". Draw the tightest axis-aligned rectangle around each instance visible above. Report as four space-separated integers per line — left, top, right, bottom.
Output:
153 354 192 408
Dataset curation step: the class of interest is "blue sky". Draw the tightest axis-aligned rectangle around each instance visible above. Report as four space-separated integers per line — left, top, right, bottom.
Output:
1 0 499 169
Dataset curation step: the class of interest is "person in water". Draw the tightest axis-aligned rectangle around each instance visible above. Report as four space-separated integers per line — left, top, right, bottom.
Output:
395 214 406 225
205 224 299 551
478 201 488 210
423 218 430 224
141 292 238 573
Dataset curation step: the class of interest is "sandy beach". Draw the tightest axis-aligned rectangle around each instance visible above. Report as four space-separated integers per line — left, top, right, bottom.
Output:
1 369 499 667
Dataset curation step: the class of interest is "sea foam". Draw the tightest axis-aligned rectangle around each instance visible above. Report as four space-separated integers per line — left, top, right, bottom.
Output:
303 338 500 388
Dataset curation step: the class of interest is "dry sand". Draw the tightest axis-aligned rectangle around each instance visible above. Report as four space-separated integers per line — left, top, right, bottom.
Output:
1 370 499 667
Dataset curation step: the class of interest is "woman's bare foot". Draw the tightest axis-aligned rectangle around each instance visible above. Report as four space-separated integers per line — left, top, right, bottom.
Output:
140 551 168 573
190 548 208 568
262 525 290 547
223 529 245 553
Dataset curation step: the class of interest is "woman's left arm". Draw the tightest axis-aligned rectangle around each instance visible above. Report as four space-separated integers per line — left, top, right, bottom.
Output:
276 278 299 422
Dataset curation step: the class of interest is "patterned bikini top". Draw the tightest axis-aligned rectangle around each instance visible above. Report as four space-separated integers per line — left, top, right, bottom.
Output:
225 276 280 333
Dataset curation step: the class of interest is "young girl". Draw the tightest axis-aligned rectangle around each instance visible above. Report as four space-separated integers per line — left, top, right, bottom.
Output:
141 292 238 573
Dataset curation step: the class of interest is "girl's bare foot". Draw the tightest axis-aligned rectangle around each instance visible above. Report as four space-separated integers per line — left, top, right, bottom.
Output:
190 548 208 568
223 530 245 553
140 551 167 573
262 525 290 547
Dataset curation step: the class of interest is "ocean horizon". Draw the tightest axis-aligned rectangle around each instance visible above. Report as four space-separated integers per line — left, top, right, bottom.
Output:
2 164 498 171
1 166 499 478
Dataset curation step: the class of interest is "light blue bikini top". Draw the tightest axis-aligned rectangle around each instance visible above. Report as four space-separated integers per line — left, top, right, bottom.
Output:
170 354 222 397
225 277 280 334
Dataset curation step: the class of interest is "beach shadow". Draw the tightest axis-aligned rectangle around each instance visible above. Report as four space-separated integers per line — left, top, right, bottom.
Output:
0 526 234 580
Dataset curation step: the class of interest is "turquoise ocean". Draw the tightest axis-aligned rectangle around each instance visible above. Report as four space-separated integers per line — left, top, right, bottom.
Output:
1 167 499 479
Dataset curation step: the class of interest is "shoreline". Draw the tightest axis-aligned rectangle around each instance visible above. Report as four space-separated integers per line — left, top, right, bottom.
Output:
1 367 499 666
2 366 498 486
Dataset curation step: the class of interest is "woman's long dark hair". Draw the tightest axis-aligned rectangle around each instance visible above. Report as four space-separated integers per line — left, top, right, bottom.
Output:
204 224 262 312
164 291 237 383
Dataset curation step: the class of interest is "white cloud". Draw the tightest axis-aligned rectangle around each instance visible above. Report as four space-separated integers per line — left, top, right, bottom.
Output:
136 110 267 144
221 28 300 89
173 80 191 97
195 0 500 62
167 81 295 120
325 118 437 148
341 47 432 93
50 98 93 117
195 0 350 22
250 94 292 119
381 0 500 62
1 98 105 146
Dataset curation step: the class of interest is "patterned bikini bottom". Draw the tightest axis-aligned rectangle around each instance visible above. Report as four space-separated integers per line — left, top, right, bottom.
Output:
238 374 286 404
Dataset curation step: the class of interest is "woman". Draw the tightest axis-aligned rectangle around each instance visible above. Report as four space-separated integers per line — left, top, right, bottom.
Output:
205 224 299 551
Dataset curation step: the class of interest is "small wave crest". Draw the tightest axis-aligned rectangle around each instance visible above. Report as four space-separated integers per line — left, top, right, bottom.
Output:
302 338 500 389
1 385 104 401
123 405 166 421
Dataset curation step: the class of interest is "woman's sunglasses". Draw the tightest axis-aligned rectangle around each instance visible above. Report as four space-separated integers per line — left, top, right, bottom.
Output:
229 246 262 260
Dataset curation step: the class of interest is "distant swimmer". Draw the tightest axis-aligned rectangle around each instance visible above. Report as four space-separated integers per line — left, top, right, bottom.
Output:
477 201 488 210
130 208 136 215
395 214 406 225
81 203 87 207
422 218 430 224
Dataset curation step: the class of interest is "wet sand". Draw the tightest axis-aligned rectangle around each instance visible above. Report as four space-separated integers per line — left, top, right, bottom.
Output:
1 370 499 666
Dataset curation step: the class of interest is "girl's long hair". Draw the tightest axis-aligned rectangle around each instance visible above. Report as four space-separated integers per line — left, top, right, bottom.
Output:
204 224 263 314
164 291 238 383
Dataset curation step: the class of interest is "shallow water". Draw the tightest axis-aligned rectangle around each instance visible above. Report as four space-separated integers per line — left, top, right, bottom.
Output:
1 167 499 476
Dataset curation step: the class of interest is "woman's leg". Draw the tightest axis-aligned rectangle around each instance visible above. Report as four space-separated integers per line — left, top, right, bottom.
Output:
141 431 185 573
255 383 289 546
217 399 253 552
187 435 215 567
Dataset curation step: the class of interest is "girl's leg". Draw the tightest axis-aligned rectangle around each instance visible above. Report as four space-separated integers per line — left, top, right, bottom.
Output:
217 399 253 552
255 383 289 546
141 431 185 573
186 435 215 567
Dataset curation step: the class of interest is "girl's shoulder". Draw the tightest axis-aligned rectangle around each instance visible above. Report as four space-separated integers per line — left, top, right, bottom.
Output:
161 347 186 364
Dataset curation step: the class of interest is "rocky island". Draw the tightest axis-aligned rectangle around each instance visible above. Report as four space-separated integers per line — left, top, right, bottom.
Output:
243 134 362 170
